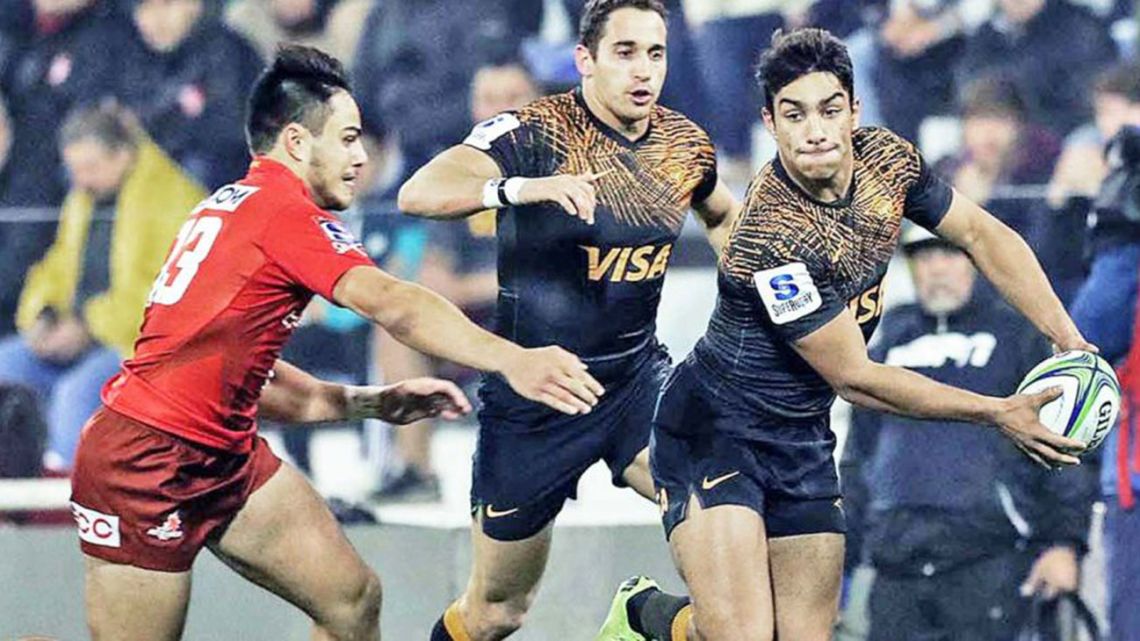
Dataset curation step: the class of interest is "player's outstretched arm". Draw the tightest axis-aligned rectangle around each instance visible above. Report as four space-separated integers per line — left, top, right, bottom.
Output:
692 178 741 258
399 144 608 224
933 190 1095 353
791 310 1085 467
259 360 472 425
332 265 605 415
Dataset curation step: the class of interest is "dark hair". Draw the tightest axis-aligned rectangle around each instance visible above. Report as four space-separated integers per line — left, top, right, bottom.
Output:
578 0 668 55
960 74 1026 120
756 28 854 112
1095 62 1140 103
246 44 351 154
59 100 138 152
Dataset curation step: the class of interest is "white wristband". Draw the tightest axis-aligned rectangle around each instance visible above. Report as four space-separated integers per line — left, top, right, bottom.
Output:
503 177 529 205
482 178 506 209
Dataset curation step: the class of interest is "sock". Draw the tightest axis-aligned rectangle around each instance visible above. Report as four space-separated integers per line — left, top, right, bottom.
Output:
627 588 692 640
429 602 471 641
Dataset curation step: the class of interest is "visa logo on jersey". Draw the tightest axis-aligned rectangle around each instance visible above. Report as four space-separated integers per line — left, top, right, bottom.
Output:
847 283 885 325
582 243 673 282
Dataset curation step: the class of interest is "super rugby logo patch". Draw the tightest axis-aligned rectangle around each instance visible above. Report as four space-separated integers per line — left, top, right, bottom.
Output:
753 262 821 325
315 217 366 256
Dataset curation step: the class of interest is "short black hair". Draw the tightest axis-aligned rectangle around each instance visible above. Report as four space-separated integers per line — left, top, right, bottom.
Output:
578 0 668 55
756 28 854 113
59 100 138 152
246 44 351 154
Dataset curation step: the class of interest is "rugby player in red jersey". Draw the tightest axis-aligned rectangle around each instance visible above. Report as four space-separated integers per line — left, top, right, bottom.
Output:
69 45 603 641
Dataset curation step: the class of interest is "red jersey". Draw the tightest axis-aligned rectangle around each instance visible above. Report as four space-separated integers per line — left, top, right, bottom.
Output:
102 158 374 453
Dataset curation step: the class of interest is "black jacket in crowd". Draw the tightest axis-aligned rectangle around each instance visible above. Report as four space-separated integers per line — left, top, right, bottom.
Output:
840 293 1096 577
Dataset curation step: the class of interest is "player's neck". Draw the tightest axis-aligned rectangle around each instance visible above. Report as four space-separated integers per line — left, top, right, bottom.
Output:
779 156 855 204
579 83 650 141
261 150 314 195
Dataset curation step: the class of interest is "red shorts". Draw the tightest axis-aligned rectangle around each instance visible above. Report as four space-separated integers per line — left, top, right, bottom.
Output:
70 407 282 572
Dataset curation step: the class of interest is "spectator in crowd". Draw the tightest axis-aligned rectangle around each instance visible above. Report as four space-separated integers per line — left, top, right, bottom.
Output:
681 0 801 183
873 0 967 143
1048 62 1140 209
1068 114 1140 641
957 0 1116 138
0 0 127 338
352 0 537 179
118 0 262 189
371 56 539 503
0 102 202 472
224 0 372 68
939 74 1060 244
841 224 1095 641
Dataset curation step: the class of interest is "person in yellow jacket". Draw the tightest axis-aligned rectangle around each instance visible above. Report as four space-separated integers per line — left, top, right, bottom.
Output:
0 102 205 472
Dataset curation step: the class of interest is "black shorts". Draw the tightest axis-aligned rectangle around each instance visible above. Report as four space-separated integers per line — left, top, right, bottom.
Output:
471 345 671 541
650 359 845 540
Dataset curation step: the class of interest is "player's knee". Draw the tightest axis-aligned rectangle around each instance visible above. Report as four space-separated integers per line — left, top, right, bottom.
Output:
323 568 382 631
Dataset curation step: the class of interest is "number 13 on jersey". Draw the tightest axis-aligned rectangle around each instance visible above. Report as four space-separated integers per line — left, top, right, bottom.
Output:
148 216 223 306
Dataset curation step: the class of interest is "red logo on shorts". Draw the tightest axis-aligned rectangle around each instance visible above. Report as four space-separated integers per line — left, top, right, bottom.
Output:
146 512 185 542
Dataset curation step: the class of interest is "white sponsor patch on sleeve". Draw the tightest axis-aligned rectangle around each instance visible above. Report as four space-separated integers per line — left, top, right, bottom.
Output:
71 501 121 548
752 262 822 325
463 113 521 150
316 218 365 255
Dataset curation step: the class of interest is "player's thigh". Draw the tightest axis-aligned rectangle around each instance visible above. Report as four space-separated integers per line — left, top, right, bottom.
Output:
85 554 191 641
670 497 774 641
208 463 376 621
464 514 553 609
768 531 844 641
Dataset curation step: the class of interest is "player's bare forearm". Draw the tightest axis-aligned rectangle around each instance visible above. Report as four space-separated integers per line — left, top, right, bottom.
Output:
793 311 1002 424
935 191 1087 349
838 360 1003 423
693 179 741 258
259 360 351 423
398 145 503 219
335 266 522 375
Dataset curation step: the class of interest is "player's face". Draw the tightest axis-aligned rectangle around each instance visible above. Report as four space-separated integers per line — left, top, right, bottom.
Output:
471 65 539 123
133 0 203 53
576 8 667 125
763 72 859 184
62 138 134 201
911 247 976 314
304 90 368 211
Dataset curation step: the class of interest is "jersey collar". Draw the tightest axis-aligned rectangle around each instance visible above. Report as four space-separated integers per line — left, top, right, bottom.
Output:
573 86 655 149
245 156 314 201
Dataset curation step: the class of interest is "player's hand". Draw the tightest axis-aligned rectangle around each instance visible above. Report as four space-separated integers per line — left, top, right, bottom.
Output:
994 387 1085 468
516 172 608 225
501 346 605 414
348 378 472 424
1051 332 1098 355
1021 546 1080 600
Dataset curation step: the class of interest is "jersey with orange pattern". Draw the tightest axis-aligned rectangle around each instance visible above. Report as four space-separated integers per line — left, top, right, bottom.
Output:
463 88 716 387
101 158 375 454
688 127 953 425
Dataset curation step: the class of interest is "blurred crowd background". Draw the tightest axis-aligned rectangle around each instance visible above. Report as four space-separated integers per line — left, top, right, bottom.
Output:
2 0 1140 638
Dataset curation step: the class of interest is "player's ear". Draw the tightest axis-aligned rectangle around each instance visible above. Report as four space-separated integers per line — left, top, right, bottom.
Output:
574 43 594 78
761 107 776 137
281 122 310 163
851 96 862 129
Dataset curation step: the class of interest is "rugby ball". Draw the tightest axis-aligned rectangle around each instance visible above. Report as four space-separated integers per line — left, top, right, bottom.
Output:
1016 350 1121 452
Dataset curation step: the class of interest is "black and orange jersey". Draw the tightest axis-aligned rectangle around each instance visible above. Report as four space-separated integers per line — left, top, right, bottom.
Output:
690 127 953 423
463 88 717 385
